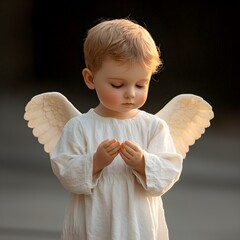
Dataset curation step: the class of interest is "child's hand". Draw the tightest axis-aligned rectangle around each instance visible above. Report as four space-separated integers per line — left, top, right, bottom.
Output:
93 139 121 174
120 141 145 175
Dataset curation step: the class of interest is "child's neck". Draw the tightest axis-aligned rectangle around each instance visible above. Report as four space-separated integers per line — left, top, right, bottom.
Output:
94 105 139 119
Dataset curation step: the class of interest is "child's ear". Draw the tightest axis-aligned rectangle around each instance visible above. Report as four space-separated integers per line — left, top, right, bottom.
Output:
82 68 95 89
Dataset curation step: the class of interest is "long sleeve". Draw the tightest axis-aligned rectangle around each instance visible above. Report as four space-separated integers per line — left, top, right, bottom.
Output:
132 119 183 196
50 117 101 195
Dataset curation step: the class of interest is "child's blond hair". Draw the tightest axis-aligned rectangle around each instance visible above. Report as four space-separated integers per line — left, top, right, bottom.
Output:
83 18 162 74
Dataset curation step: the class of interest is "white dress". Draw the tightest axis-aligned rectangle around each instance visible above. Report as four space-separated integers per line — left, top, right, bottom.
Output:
50 109 183 240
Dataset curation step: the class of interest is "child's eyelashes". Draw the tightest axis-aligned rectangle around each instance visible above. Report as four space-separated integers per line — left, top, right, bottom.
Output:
110 84 145 89
111 84 123 88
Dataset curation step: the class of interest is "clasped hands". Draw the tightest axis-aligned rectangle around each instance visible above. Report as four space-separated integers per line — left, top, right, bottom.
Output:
93 139 145 175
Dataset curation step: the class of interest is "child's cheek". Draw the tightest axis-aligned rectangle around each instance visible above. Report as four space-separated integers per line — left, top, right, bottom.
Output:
137 93 148 106
100 92 119 105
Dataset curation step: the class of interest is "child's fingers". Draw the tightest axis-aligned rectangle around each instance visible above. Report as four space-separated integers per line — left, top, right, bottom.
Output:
120 141 143 165
120 148 132 161
121 141 139 154
108 143 121 156
102 139 121 156
120 144 136 162
101 139 116 146
106 140 120 149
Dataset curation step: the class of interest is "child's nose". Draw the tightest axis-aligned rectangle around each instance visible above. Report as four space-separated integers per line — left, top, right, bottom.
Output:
124 87 135 98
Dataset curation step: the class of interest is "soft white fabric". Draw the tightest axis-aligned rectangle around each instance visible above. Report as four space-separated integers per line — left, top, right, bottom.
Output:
51 109 183 240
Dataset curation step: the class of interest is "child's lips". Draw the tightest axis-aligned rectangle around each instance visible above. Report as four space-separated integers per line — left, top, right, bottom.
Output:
123 101 134 104
122 103 134 106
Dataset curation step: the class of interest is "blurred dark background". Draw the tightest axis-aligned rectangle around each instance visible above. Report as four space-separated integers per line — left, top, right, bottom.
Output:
1 0 239 113
0 1 239 240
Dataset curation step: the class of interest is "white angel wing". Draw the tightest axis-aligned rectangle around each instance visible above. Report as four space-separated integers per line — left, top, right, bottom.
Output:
24 92 81 156
156 94 214 159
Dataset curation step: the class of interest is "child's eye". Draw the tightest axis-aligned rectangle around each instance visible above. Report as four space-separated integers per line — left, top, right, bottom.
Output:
136 85 144 89
111 84 123 88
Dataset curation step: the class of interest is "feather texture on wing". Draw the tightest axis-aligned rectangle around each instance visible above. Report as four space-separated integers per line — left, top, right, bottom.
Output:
24 92 81 156
156 94 214 159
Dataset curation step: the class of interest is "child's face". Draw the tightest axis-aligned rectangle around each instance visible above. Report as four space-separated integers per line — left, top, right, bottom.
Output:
92 58 152 117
